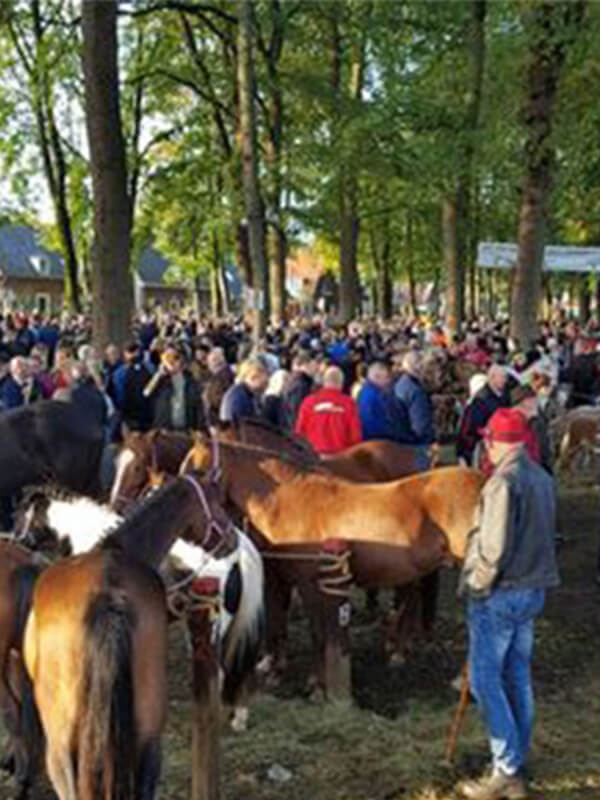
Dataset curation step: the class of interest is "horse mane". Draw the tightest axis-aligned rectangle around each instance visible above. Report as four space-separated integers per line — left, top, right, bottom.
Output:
213 437 323 474
235 417 320 468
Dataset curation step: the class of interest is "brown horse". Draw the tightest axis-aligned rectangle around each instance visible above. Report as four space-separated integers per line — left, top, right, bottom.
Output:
23 475 237 800
110 430 193 513
0 542 41 799
224 419 440 655
182 438 485 691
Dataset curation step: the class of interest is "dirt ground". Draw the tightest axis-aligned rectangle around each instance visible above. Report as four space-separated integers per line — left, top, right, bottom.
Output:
1 484 599 800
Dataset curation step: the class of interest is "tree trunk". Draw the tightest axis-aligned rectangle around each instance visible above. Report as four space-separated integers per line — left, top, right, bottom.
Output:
579 275 591 324
406 215 418 317
445 0 486 336
511 1 585 348
210 230 223 317
237 0 268 338
81 0 133 348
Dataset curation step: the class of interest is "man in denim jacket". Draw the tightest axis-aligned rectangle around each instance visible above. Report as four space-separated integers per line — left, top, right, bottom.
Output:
458 407 560 800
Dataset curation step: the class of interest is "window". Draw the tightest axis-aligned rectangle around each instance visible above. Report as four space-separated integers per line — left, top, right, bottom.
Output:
30 255 51 276
35 293 51 314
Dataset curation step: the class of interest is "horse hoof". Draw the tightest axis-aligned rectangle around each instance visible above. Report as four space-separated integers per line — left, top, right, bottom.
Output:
255 654 274 675
230 706 249 733
0 754 15 775
308 686 326 704
264 671 281 690
388 651 406 668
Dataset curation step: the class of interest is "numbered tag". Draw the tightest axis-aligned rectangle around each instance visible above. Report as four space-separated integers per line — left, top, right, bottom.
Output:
338 601 351 628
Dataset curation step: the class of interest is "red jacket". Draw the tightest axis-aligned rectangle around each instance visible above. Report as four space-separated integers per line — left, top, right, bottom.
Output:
295 387 362 455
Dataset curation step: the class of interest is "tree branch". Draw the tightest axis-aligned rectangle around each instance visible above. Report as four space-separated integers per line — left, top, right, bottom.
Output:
119 1 237 25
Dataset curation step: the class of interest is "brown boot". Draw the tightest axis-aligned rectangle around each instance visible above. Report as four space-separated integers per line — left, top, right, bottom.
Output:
458 770 527 800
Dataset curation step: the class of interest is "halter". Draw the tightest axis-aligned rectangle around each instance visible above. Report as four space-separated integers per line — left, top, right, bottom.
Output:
183 473 230 551
207 435 222 483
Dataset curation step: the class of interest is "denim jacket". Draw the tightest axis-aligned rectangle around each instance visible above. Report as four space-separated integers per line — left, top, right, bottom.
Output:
460 445 560 598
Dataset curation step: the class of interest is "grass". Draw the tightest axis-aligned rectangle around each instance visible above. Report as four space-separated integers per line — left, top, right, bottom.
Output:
1 484 599 799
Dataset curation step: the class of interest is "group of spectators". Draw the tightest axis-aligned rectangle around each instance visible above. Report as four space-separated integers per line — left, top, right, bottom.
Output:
0 307 598 463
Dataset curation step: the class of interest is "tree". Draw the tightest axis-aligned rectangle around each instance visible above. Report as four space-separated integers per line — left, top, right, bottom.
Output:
237 0 268 337
81 0 133 347
510 0 585 347
5 0 83 310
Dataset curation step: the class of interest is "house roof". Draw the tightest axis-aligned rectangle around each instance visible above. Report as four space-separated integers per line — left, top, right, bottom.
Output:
0 224 64 280
137 246 173 286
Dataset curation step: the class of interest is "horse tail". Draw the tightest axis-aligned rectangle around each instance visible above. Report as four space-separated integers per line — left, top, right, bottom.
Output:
12 563 43 771
78 568 136 800
221 532 265 706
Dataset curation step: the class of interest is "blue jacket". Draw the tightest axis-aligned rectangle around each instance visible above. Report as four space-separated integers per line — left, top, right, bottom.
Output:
0 376 24 409
357 381 401 441
393 373 434 446
220 382 257 424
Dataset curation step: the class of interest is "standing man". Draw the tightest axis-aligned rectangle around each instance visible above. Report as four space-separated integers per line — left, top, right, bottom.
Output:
148 346 206 432
458 408 559 800
204 347 234 431
283 350 318 429
295 365 361 454
457 364 509 468
113 342 153 433
393 350 435 470
357 361 401 442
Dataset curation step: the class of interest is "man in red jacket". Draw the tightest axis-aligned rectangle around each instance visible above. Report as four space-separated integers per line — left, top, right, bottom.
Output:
295 365 362 454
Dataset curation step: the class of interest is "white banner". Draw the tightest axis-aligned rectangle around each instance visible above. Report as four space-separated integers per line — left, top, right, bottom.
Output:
478 242 600 273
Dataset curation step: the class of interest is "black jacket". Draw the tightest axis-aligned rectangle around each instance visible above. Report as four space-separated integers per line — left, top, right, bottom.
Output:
152 371 206 432
283 371 313 429
262 394 286 429
68 378 108 429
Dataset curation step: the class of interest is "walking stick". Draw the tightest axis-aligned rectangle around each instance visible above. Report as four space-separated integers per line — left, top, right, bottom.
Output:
444 662 471 763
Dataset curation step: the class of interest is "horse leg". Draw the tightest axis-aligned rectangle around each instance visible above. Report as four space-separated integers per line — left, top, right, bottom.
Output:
420 570 440 635
259 564 292 679
230 683 250 733
387 584 420 666
135 739 162 800
4 654 39 800
295 579 326 700
45 743 76 800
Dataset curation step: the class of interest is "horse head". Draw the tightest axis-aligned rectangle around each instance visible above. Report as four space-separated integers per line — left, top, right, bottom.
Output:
110 431 157 513
14 485 61 552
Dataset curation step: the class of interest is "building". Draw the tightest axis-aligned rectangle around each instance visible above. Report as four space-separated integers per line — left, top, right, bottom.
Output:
0 224 65 314
134 246 192 310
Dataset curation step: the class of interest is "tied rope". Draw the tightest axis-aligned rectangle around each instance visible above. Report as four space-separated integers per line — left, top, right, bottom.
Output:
261 547 353 598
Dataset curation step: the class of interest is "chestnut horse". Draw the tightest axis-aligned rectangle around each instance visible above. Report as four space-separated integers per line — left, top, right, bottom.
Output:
0 542 41 800
181 438 485 691
22 475 237 800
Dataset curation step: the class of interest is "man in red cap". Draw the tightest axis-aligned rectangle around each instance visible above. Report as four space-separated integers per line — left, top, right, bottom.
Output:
457 407 559 800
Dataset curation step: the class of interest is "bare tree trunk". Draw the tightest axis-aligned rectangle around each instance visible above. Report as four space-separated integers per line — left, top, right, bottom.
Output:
511 1 585 347
406 215 418 317
237 0 267 338
579 275 591 324
445 0 486 336
81 0 133 348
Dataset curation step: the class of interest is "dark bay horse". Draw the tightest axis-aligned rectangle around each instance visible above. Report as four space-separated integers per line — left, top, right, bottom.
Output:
22 475 238 800
182 438 485 691
0 542 41 799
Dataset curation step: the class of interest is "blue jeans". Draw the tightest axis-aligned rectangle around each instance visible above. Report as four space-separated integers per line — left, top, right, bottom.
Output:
467 588 545 775
414 445 431 472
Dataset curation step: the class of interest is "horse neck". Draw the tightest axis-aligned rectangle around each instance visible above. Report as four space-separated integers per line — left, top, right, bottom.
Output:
221 444 277 508
46 497 122 555
157 432 192 472
110 480 198 569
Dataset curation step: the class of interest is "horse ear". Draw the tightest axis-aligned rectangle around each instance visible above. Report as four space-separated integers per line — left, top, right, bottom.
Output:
148 468 165 488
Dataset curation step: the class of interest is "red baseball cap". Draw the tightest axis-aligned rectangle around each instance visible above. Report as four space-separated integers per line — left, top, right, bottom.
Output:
484 408 530 443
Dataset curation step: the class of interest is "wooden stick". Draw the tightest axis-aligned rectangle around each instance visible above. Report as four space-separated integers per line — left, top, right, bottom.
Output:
445 662 471 763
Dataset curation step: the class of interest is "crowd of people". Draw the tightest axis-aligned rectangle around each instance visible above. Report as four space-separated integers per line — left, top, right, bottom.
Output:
0 305 598 800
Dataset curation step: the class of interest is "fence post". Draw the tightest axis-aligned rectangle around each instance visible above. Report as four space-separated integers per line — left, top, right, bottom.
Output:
187 576 221 800
319 538 353 703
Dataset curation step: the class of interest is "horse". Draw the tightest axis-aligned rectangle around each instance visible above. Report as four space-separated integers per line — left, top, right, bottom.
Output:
181 437 485 693
110 429 193 512
21 474 239 800
0 541 41 800
223 419 442 656
16 483 264 733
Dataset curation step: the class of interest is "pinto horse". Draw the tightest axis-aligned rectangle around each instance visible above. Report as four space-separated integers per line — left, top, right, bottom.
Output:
16 483 264 733
0 542 41 800
181 438 485 692
22 475 238 800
